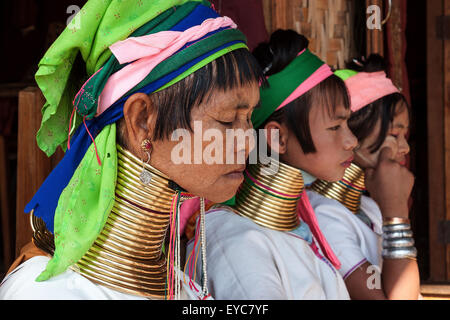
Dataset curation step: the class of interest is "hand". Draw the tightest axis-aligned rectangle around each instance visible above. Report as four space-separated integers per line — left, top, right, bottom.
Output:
364 147 414 219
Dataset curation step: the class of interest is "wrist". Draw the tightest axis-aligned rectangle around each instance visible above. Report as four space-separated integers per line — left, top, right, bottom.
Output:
382 222 417 260
380 205 409 219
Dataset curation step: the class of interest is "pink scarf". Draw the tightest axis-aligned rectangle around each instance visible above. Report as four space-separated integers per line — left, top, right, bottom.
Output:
96 17 237 116
297 190 341 269
345 71 400 112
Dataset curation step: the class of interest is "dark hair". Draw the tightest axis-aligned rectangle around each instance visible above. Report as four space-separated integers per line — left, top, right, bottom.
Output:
118 48 266 144
346 54 409 153
253 29 350 154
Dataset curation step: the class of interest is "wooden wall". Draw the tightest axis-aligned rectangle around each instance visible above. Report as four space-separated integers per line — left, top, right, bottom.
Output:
427 0 450 283
15 88 65 257
263 0 357 69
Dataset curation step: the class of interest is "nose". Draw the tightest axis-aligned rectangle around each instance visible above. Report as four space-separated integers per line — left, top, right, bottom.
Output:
397 134 410 156
241 120 256 159
231 119 256 163
343 126 358 151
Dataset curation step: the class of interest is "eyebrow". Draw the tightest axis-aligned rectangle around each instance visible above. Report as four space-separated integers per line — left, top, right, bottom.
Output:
236 100 261 110
333 113 350 121
393 123 410 130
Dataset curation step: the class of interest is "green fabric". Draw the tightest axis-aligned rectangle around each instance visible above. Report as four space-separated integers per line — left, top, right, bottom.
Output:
251 49 325 129
76 29 247 119
133 29 246 92
36 124 117 282
222 196 236 207
74 1 205 120
35 0 202 157
156 42 248 92
335 69 358 81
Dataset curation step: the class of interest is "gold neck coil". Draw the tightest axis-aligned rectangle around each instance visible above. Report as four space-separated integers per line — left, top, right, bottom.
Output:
235 158 304 231
32 145 178 299
310 163 366 214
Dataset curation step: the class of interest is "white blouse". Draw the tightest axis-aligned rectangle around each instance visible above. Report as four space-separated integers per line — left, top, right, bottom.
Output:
307 189 383 280
186 208 350 300
0 255 209 300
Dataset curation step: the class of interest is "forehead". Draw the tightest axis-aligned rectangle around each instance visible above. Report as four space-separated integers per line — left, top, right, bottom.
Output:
393 105 410 127
310 103 350 124
199 82 260 112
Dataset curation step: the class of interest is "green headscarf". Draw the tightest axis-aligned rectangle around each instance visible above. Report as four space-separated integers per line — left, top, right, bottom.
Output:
36 0 202 157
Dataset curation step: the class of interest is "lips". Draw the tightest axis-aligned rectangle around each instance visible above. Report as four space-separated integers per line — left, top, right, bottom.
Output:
225 166 246 179
341 156 354 168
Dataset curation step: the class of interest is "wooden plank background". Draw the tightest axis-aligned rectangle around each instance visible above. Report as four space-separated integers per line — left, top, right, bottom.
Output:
15 87 64 257
445 0 450 281
427 0 447 282
263 0 357 69
366 0 384 56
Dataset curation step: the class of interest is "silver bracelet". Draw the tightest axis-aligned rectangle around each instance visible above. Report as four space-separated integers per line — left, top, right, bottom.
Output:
383 230 414 240
382 223 411 232
382 223 417 259
382 247 417 260
383 237 415 249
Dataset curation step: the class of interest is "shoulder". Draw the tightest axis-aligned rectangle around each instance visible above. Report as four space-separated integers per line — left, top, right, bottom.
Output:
307 189 357 227
203 206 273 241
0 256 146 300
307 189 349 213
360 195 381 215
0 256 80 300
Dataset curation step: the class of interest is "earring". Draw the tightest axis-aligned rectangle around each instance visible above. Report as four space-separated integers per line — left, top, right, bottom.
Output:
139 139 153 185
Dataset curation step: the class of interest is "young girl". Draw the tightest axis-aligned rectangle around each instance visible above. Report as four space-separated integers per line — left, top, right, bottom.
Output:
308 55 420 300
185 29 358 300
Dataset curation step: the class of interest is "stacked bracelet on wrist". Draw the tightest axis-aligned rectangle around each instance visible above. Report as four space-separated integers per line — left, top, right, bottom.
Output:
382 220 417 261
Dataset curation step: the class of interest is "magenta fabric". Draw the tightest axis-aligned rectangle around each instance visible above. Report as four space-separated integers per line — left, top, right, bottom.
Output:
297 190 342 270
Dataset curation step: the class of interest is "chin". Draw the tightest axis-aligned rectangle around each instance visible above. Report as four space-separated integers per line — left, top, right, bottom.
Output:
202 184 241 204
206 191 237 204
322 168 346 183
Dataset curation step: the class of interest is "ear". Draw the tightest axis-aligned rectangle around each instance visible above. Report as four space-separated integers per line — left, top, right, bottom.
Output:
123 93 155 158
264 121 289 155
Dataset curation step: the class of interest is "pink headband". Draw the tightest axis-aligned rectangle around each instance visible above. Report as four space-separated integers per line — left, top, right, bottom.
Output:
96 17 237 116
276 50 333 111
345 71 400 112
277 64 333 111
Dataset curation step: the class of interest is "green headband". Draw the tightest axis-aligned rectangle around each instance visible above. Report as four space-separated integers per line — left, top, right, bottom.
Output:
251 49 327 129
334 69 358 81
